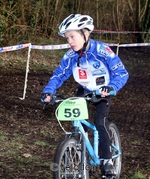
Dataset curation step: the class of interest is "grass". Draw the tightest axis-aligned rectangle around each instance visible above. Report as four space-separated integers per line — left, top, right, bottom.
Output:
34 140 50 147
131 171 147 179
0 135 7 141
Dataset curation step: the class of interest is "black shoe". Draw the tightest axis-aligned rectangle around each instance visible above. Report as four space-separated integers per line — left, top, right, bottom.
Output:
101 162 116 177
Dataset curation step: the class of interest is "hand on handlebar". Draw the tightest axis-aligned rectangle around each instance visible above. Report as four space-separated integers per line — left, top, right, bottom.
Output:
99 86 114 97
44 96 51 102
41 93 51 103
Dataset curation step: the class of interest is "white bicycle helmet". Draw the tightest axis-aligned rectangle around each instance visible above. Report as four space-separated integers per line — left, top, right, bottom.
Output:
58 14 94 37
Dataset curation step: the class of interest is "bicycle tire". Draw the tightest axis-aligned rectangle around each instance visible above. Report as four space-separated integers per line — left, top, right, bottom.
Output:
53 137 89 179
109 123 122 179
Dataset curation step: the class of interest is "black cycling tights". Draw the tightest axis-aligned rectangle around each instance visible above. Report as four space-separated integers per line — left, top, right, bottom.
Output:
94 98 112 159
76 85 112 159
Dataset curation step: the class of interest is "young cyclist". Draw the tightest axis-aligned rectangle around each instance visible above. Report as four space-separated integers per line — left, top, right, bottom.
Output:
41 14 129 176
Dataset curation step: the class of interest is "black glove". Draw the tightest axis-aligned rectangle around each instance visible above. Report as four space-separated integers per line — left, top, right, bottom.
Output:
41 93 51 102
99 86 114 93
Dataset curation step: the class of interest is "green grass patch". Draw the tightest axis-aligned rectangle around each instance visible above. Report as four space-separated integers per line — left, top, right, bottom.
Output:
34 140 50 147
131 171 146 179
0 135 7 141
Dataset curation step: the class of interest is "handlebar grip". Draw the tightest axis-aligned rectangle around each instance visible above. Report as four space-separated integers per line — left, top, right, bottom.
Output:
41 99 45 103
95 90 116 96
109 90 117 96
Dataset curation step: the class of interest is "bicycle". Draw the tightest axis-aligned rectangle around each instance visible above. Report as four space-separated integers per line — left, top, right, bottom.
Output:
44 91 122 179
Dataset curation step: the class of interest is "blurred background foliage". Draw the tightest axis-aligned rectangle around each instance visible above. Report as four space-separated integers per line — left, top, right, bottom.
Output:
0 0 149 46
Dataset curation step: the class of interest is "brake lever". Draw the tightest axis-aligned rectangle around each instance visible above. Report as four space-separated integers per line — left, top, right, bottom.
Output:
43 102 49 110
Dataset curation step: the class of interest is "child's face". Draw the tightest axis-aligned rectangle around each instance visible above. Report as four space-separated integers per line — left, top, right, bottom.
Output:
65 30 85 52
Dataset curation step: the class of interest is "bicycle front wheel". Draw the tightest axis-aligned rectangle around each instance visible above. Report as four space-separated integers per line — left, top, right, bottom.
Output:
109 123 122 179
53 137 88 179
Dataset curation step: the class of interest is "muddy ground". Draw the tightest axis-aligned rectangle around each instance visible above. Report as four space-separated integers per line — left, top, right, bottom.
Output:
0 47 150 179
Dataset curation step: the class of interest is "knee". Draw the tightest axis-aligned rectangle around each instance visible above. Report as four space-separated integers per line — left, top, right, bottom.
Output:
94 116 109 129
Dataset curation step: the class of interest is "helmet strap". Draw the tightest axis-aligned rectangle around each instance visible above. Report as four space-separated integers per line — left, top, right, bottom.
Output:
76 29 90 66
80 29 89 52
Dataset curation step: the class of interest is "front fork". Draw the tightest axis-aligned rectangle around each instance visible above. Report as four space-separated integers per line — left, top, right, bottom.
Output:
81 133 88 178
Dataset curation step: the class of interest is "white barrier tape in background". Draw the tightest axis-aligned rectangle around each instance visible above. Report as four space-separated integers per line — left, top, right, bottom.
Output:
119 43 150 47
31 43 119 49
1 42 150 53
31 44 70 50
0 42 150 99
0 43 30 53
93 30 150 34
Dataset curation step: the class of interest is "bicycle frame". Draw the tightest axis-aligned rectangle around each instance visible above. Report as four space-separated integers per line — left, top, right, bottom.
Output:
73 119 121 166
73 120 100 165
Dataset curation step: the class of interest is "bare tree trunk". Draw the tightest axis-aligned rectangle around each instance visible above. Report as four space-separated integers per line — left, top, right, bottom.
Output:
21 0 25 25
139 0 149 25
96 0 99 28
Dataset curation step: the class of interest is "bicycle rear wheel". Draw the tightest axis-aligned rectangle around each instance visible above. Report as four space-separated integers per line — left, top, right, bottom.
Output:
53 137 89 179
109 123 122 179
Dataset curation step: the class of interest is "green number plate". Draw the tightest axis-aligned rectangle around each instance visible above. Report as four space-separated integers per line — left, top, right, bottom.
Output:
57 97 89 121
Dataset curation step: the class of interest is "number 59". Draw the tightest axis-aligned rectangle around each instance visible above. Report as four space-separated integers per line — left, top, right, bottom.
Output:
64 108 80 118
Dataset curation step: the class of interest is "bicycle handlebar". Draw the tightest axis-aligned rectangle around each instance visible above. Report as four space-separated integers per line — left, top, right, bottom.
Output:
42 90 116 109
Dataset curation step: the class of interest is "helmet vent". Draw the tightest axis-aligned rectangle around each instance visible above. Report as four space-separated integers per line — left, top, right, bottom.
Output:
64 14 75 25
80 17 88 22
78 23 84 27
65 22 71 29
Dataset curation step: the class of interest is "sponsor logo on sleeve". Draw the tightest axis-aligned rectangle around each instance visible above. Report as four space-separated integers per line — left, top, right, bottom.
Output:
112 62 123 70
106 46 113 53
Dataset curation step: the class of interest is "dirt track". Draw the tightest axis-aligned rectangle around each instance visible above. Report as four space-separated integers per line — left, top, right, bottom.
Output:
0 47 150 178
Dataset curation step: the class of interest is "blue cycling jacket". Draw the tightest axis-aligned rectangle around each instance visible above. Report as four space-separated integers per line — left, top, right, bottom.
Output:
42 39 129 94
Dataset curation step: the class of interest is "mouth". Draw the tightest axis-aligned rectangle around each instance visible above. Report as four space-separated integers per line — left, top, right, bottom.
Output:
71 46 75 49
